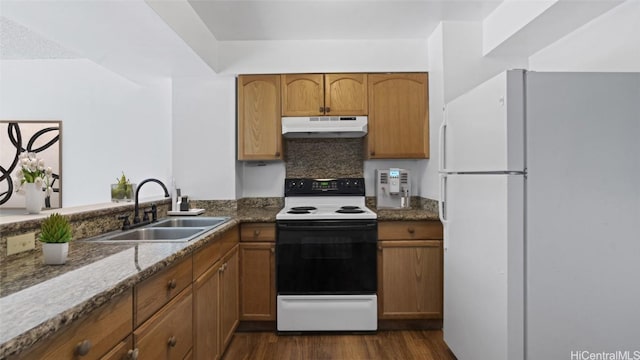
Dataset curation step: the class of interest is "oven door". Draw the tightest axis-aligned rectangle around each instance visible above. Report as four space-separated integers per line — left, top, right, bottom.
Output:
276 220 377 295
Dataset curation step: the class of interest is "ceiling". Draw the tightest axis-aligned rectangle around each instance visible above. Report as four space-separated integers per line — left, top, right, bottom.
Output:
187 0 502 41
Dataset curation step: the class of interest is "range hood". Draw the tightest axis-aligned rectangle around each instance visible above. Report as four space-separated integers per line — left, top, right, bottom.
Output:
282 116 368 138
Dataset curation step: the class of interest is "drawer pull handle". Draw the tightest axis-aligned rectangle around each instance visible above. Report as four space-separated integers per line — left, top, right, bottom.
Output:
408 228 415 234
167 279 177 290
75 340 92 356
127 348 139 360
254 230 261 236
168 336 177 347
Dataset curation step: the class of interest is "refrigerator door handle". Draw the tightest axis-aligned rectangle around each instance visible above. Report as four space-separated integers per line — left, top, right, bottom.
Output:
438 174 448 224
439 106 447 172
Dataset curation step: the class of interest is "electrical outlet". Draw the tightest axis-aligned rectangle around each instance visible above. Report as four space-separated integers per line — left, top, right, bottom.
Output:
7 232 36 256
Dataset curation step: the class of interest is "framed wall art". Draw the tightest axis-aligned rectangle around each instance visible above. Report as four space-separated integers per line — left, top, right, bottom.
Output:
0 120 62 210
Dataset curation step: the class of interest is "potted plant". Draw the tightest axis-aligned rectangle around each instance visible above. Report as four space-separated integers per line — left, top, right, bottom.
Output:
12 152 54 214
39 213 73 265
111 172 136 202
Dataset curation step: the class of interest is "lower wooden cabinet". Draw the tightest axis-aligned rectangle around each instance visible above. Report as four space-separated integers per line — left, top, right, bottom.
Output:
194 259 222 360
220 247 239 350
193 244 239 360
14 290 133 360
239 223 276 322
134 287 193 360
377 221 443 320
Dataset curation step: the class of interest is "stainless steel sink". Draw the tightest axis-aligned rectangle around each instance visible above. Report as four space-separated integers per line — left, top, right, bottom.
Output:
149 217 228 228
86 216 230 243
103 228 204 242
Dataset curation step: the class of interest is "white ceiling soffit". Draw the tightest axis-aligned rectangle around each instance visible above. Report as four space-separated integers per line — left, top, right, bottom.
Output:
483 0 625 57
0 0 216 83
0 16 80 60
187 0 503 41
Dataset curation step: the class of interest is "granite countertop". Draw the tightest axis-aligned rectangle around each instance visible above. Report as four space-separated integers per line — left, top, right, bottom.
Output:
0 204 436 358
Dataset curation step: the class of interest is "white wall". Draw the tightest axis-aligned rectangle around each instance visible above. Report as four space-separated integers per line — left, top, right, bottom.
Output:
0 59 172 207
171 75 237 200
218 39 429 75
529 0 640 71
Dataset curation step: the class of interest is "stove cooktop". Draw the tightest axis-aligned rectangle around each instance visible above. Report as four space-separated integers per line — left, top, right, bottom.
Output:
276 196 377 220
277 177 377 220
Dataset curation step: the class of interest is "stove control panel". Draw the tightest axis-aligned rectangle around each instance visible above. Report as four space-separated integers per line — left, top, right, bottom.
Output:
285 178 365 196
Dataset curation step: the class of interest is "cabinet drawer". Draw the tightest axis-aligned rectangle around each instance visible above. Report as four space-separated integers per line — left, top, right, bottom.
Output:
134 287 193 360
16 290 133 360
378 221 442 240
135 256 192 327
193 226 239 278
240 223 275 242
101 335 133 360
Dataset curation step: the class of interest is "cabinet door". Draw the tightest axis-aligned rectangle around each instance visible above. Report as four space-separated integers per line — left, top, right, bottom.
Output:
240 242 276 320
367 73 429 159
281 74 324 116
134 287 193 360
378 240 443 319
193 260 222 360
237 75 282 160
220 246 239 350
324 73 367 115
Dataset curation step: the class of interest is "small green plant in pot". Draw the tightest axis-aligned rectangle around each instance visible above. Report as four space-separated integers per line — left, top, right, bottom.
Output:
40 213 72 265
111 172 136 202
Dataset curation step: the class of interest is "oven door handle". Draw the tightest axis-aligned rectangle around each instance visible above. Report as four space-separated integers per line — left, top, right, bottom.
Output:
277 223 377 231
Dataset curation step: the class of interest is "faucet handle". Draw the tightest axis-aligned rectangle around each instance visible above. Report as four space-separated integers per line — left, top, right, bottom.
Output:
143 209 153 222
151 203 158 222
117 214 131 230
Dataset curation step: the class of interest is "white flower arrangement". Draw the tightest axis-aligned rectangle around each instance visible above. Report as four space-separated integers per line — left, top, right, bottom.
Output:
13 152 54 196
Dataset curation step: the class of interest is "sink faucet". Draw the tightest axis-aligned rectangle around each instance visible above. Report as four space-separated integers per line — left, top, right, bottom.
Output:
133 178 170 224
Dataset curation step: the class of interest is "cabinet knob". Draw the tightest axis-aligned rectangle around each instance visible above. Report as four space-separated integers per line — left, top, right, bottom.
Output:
319 106 324 113
167 336 177 347
167 279 177 290
254 230 261 237
127 348 139 360
270 247 275 254
275 151 281 157
75 340 92 356
325 106 330 113
407 228 415 234
370 151 375 156
377 246 382 251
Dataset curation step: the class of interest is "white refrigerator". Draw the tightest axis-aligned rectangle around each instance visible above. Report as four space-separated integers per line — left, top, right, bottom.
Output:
438 70 640 360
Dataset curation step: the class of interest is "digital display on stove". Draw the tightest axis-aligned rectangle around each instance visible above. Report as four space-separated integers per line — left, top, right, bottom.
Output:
390 169 400 177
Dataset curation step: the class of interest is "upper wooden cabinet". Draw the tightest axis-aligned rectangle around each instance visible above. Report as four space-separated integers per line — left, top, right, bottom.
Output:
237 75 282 160
367 73 429 159
281 74 368 116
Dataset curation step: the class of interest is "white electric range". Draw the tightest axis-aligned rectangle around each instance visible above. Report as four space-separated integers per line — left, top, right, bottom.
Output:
275 178 378 332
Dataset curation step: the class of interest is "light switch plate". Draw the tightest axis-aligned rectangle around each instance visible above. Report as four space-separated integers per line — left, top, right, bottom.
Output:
7 232 36 255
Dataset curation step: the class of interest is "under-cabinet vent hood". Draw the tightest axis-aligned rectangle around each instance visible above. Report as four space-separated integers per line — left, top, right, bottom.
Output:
282 116 368 138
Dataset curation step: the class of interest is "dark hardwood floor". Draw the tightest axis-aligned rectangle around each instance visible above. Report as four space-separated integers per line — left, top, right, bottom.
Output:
222 330 456 360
